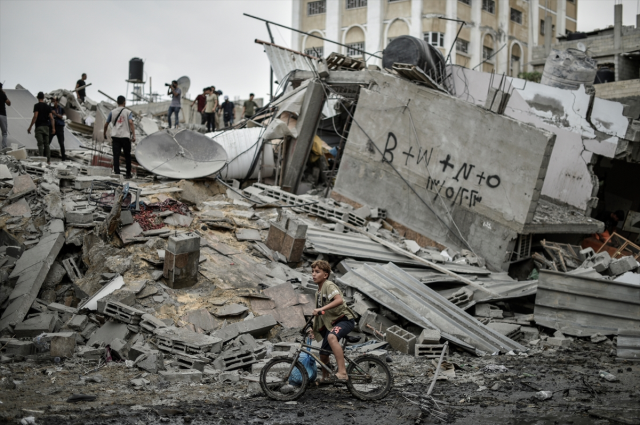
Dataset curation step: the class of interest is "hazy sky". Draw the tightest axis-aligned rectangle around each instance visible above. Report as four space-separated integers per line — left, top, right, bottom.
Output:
0 0 637 104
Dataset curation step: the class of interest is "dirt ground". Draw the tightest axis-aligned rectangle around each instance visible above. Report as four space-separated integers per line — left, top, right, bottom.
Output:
1 336 638 425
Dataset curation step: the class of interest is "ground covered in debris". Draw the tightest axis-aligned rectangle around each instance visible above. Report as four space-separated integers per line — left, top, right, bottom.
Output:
2 340 639 424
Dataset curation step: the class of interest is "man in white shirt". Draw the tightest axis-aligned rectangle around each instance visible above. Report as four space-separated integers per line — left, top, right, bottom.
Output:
103 96 136 178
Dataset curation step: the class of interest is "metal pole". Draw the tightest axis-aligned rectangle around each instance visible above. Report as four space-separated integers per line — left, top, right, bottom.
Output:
266 22 275 101
244 13 382 59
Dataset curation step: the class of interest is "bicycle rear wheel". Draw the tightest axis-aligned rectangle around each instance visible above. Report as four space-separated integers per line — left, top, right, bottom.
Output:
259 357 308 401
346 355 393 401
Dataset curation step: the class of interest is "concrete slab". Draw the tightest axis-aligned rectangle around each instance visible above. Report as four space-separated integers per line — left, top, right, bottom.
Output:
164 213 193 227
8 174 36 200
183 309 219 332
215 303 248 317
235 229 262 241
2 198 31 218
87 321 130 347
13 313 57 337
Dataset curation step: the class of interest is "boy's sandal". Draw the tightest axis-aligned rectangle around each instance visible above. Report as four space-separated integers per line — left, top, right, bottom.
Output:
334 374 349 383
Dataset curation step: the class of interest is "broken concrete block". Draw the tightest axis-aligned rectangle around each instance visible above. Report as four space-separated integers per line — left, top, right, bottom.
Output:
159 370 202 383
81 323 98 340
545 337 571 348
8 174 36 200
2 198 31 217
417 328 441 344
14 314 57 338
608 256 638 276
140 313 167 333
212 348 257 371
215 303 248 317
98 300 144 324
68 315 88 331
65 209 94 225
109 338 131 360
44 191 65 219
87 321 130 347
404 240 421 254
219 371 240 383
176 353 208 371
50 332 76 358
183 309 219 332
590 333 609 344
351 293 377 317
520 326 540 341
233 314 277 338
386 325 417 354
4 340 34 356
164 213 193 227
77 346 102 360
164 232 200 289
359 310 395 336
475 304 503 319
154 326 223 355
7 148 27 160
48 302 78 315
235 229 262 242
582 251 611 273
415 344 448 359
271 342 298 357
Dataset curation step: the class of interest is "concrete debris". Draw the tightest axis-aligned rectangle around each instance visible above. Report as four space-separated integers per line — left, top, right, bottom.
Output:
1 35 640 421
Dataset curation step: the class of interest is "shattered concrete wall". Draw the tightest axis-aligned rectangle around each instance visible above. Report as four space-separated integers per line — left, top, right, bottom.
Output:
449 67 639 212
333 72 555 270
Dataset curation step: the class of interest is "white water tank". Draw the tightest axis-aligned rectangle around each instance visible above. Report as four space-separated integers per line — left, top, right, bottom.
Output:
541 48 598 91
207 128 275 180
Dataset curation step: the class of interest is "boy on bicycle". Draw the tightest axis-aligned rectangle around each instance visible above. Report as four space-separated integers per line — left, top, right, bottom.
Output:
307 260 356 383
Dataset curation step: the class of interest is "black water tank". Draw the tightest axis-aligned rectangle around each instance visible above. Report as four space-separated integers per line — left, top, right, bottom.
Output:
594 66 615 84
382 36 447 83
566 32 587 41
129 58 144 82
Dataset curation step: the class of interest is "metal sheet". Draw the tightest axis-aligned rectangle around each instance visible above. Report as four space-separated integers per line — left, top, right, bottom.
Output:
261 43 317 83
534 270 640 336
338 263 527 354
307 228 424 266
4 89 85 151
135 129 227 179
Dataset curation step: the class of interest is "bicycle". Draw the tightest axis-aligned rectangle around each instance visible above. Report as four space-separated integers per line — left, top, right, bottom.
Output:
259 313 394 401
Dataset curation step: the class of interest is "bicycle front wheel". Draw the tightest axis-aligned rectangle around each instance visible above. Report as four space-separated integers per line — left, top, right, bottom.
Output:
259 357 308 401
346 355 393 401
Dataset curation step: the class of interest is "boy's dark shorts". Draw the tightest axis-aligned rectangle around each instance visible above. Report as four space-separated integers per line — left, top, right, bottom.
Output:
319 318 355 353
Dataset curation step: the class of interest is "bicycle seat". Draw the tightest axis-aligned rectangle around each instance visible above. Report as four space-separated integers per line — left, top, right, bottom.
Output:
344 335 361 344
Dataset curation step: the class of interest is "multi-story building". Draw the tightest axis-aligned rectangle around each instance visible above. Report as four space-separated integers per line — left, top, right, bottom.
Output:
291 0 577 75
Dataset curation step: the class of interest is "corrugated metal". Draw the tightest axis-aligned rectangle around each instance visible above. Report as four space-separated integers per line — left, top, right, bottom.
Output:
307 228 424 266
338 263 527 354
534 270 640 337
4 89 84 151
617 329 640 360
262 44 317 83
340 259 537 302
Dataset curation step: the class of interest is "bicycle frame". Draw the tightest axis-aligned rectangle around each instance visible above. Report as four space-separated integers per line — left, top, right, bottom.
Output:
284 341 371 381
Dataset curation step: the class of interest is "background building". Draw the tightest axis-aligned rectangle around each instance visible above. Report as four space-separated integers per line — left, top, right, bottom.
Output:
291 0 578 75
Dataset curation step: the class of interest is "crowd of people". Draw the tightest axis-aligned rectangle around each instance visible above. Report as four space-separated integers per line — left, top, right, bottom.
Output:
0 73 260 177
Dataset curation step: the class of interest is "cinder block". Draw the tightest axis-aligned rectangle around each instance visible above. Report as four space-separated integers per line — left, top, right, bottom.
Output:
14 313 58 337
213 348 257 371
7 149 27 160
475 304 503 319
167 232 200 255
136 350 166 373
520 326 540 341
545 337 571 348
608 256 638 275
359 310 395 336
65 209 94 224
109 338 131 360
386 325 416 355
415 344 448 359
50 332 76 357
417 328 441 344
68 314 88 331
98 300 144 324
3 340 34 356
176 353 208 371
271 342 299 357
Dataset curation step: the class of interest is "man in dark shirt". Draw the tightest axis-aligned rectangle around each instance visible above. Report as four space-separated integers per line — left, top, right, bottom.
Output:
0 83 11 150
28 92 55 164
191 88 207 125
49 97 67 161
76 73 88 103
221 96 235 128
242 93 258 120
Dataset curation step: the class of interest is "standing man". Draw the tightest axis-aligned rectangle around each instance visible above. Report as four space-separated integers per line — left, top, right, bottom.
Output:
242 93 258 120
27 92 55 164
191 87 207 125
221 96 235 128
210 86 219 131
204 87 217 132
167 80 182 129
75 73 88 103
103 96 135 179
49 97 67 161
0 83 11 150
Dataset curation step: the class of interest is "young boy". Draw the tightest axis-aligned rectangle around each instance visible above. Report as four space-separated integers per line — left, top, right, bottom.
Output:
307 260 356 383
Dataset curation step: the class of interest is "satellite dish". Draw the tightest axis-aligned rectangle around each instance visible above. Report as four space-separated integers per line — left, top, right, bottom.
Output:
177 76 190 96
135 129 227 179
577 42 587 52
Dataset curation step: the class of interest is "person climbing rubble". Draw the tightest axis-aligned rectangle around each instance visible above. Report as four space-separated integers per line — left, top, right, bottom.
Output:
307 260 356 383
49 97 67 161
75 73 88 103
27 91 55 164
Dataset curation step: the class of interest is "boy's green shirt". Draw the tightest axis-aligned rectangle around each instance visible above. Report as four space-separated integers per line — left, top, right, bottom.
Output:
311 280 355 342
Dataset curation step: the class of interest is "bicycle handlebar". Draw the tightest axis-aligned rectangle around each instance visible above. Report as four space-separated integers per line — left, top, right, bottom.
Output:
301 310 324 335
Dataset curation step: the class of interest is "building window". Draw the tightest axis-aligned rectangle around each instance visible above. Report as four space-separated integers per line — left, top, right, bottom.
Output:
388 0 406 2
456 39 469 54
305 47 324 57
346 41 365 57
308 0 326 16
424 32 445 48
510 8 522 24
483 46 494 60
482 0 495 13
346 0 367 9
459 0 471 4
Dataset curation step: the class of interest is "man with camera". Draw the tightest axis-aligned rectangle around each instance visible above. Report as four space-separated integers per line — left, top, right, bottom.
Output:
166 80 182 129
